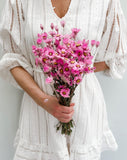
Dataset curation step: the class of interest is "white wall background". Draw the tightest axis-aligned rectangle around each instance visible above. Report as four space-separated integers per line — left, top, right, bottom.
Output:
0 0 127 160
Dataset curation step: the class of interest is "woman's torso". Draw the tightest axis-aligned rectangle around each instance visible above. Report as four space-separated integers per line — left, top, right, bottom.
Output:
20 0 110 69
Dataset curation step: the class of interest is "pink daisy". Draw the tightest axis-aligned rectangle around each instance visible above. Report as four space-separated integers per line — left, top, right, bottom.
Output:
46 49 55 58
60 88 70 98
37 38 42 45
74 76 82 85
46 77 53 84
43 65 51 73
42 32 48 40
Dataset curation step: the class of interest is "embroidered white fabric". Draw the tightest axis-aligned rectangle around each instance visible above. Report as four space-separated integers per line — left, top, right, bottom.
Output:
94 0 127 79
0 0 127 160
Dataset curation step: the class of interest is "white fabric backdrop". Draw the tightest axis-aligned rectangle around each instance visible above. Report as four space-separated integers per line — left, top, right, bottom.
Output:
0 0 127 160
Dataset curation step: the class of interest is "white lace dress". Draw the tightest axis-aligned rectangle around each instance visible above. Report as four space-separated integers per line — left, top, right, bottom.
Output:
0 0 127 160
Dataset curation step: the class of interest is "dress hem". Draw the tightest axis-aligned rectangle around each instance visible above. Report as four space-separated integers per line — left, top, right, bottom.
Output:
13 128 118 160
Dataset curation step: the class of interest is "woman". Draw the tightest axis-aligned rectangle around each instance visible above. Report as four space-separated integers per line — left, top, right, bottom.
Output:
0 0 127 159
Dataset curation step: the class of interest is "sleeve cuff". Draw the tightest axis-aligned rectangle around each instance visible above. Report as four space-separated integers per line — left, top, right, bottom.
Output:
103 55 127 79
0 53 34 90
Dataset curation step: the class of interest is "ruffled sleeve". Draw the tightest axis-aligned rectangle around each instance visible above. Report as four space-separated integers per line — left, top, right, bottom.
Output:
94 0 127 79
0 0 33 90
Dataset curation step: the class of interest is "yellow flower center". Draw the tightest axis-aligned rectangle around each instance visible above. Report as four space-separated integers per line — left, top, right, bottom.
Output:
61 51 65 54
76 79 81 83
43 58 47 63
65 68 69 71
49 52 53 55
78 52 81 56
64 58 68 61
84 52 87 56
76 65 80 68
60 69 63 74
62 91 66 95
76 43 81 47
70 61 75 64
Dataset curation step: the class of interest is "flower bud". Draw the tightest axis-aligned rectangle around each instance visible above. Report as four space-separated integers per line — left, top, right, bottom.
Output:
96 41 100 47
50 23 54 30
91 40 96 46
55 26 59 32
40 24 44 30
60 20 65 27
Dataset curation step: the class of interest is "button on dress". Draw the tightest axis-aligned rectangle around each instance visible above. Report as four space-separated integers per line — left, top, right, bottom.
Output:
0 0 127 160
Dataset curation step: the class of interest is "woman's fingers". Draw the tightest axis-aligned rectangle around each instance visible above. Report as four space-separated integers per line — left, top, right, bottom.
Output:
59 104 75 113
59 115 73 123
70 103 75 106
57 110 74 119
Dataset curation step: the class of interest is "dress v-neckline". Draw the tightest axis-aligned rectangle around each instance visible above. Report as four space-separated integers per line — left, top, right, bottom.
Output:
48 0 74 20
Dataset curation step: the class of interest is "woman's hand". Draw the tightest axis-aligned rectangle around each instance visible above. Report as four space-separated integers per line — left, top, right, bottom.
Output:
42 95 75 123
93 61 109 72
10 66 74 123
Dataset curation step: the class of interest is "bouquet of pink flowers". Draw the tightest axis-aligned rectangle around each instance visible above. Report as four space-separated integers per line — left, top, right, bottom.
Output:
32 21 100 135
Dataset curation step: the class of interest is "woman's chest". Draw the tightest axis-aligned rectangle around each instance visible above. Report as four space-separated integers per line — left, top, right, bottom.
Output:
50 0 72 19
25 0 109 46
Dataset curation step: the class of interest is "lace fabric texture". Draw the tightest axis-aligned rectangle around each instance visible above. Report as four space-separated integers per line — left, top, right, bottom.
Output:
0 0 127 90
94 0 127 79
0 0 33 90
0 0 126 160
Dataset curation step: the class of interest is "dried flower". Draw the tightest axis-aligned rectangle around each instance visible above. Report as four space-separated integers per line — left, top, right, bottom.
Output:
32 21 98 136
